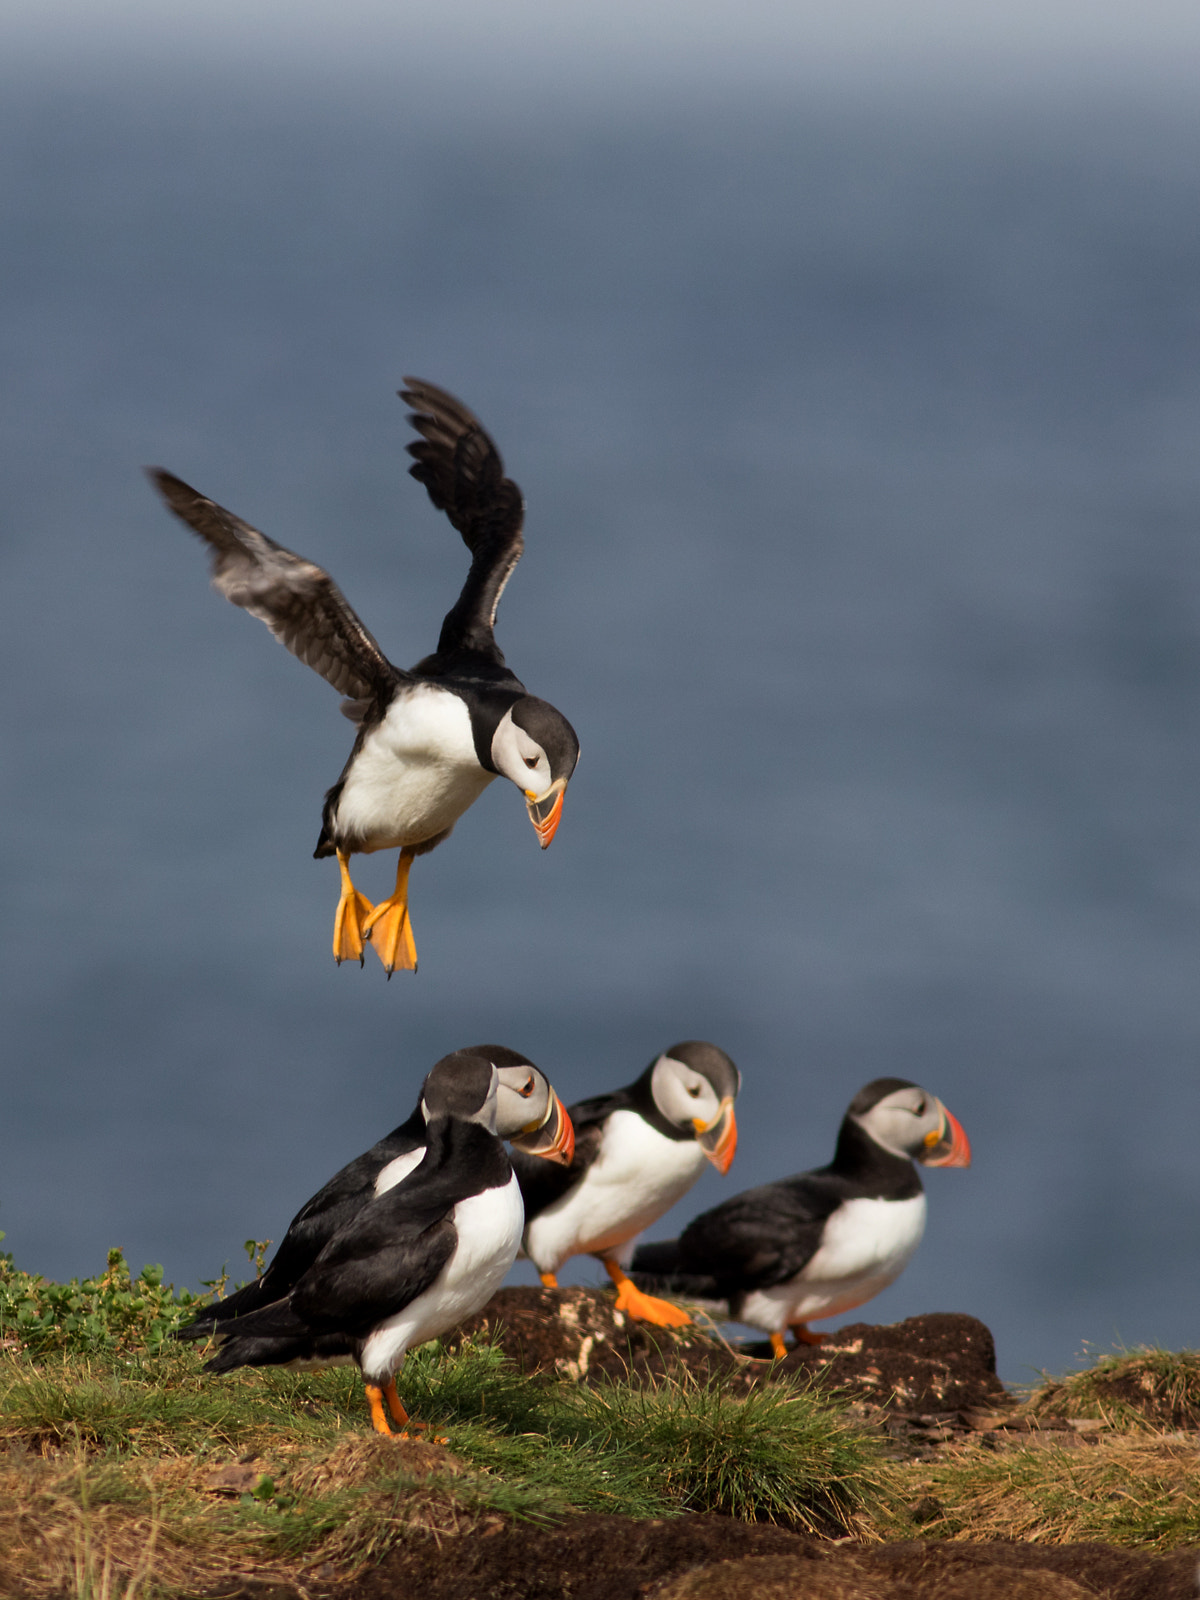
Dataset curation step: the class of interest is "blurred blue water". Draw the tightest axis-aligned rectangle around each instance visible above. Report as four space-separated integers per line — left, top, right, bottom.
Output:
1 68 1198 1383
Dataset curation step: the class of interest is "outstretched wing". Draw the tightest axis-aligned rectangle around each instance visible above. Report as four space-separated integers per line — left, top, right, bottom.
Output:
400 378 525 665
148 469 404 704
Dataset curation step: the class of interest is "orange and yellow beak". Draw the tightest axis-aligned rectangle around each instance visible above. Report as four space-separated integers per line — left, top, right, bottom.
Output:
920 1103 971 1168
694 1097 738 1174
525 780 567 849
511 1089 575 1166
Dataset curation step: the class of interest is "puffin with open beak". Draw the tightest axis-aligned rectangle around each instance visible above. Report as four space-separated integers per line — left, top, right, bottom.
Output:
631 1078 970 1356
178 1045 573 1342
510 1041 741 1327
200 1052 575 1438
149 378 579 975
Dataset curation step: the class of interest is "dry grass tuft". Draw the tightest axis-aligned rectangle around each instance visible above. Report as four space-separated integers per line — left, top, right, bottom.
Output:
892 1433 1200 1550
1028 1347 1200 1432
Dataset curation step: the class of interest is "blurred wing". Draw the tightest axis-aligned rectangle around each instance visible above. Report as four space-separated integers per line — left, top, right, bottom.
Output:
400 378 525 663
679 1178 841 1291
149 469 404 704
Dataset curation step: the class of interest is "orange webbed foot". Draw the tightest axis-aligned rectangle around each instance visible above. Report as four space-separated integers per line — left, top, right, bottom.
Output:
363 851 418 975
333 851 374 966
604 1261 692 1327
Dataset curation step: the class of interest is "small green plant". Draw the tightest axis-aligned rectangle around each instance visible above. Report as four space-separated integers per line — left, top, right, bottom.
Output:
0 1248 203 1357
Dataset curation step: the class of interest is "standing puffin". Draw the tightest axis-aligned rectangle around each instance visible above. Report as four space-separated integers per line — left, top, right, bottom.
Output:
149 379 580 974
201 1052 573 1436
630 1078 970 1357
510 1041 741 1327
178 1045 573 1342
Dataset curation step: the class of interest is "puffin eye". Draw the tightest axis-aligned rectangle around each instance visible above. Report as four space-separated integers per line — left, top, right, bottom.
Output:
523 755 539 769
519 1076 535 1097
687 1084 701 1097
914 1098 927 1116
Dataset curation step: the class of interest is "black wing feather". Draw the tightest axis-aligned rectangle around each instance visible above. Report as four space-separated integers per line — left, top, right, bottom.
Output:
400 379 525 664
178 1108 427 1337
675 1174 849 1293
148 468 403 706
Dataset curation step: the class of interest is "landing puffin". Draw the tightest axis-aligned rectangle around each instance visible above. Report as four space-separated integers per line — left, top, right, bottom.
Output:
201 1052 573 1436
149 379 580 974
510 1041 741 1327
630 1078 970 1357
178 1045 573 1341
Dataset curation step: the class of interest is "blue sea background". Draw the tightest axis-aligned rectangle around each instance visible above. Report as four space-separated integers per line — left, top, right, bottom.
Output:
2 7 1198 1384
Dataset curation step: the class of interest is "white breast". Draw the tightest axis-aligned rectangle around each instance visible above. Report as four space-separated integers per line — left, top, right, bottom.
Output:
522 1110 708 1275
359 1174 525 1383
737 1194 928 1333
332 685 496 851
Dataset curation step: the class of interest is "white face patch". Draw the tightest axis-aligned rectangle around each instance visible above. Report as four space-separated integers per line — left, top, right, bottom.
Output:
855 1088 944 1161
490 708 553 797
650 1056 721 1132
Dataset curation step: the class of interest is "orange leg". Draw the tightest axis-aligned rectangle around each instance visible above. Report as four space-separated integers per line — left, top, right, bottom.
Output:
769 1331 789 1360
362 850 418 976
365 1382 393 1434
365 1379 447 1444
333 850 375 966
540 1272 559 1289
787 1322 827 1346
603 1260 692 1327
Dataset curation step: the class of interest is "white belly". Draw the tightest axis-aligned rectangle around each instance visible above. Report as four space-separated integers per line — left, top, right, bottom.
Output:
359 1174 525 1382
738 1194 927 1332
523 1111 708 1274
333 685 496 851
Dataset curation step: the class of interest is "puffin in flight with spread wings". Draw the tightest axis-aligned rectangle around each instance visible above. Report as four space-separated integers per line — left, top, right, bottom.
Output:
149 380 580 974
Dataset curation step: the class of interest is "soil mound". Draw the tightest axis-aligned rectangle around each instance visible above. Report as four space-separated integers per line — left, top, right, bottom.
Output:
203 1522 1199 1600
452 1286 1007 1413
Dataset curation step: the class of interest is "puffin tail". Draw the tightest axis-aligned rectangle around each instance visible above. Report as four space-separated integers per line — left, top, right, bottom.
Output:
628 1240 721 1301
174 1277 279 1342
202 1300 319 1374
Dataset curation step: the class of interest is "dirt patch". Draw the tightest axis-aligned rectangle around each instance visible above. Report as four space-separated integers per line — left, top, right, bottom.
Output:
452 1287 1008 1414
194 1523 1200 1600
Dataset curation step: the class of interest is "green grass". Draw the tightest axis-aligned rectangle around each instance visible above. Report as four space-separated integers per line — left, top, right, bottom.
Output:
1028 1346 1200 1432
0 1248 890 1595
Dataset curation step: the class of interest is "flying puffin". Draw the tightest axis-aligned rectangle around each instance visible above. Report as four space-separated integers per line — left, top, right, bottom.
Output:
201 1051 574 1436
178 1045 573 1341
148 379 580 975
510 1041 741 1327
630 1078 970 1356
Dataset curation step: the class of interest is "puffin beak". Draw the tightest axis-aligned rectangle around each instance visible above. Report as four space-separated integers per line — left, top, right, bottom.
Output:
694 1098 738 1174
512 1089 575 1166
525 780 567 849
920 1103 971 1168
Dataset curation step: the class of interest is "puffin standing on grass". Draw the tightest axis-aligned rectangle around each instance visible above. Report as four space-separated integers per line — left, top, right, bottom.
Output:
630 1078 970 1356
510 1041 741 1327
178 1045 573 1341
149 379 580 975
200 1052 575 1437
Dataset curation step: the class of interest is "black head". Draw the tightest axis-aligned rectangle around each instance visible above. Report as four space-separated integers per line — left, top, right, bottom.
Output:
420 1051 498 1125
490 694 580 848
642 1040 741 1174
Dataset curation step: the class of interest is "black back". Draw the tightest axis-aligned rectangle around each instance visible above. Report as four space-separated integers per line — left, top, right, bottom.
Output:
205 1115 512 1373
631 1109 923 1300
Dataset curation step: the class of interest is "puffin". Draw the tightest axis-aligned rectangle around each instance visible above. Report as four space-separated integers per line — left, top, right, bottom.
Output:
201 1051 574 1436
178 1045 573 1341
630 1078 970 1356
148 379 580 975
510 1041 741 1327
